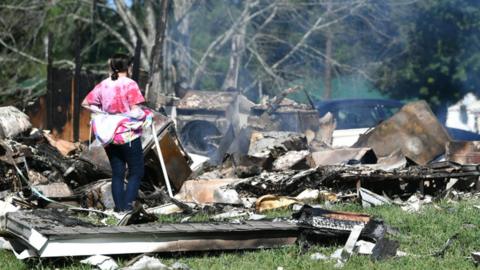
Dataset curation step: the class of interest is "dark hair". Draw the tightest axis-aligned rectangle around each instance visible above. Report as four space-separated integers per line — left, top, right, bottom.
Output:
109 53 132 80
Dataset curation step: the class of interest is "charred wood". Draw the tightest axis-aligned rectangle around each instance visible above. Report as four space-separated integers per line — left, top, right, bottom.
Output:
232 163 480 197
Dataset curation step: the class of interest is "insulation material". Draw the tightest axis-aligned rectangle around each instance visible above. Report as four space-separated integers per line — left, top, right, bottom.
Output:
255 195 300 213
175 179 240 204
0 106 32 139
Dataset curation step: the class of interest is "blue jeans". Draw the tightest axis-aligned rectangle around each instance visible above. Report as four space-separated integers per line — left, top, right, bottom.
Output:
105 138 144 211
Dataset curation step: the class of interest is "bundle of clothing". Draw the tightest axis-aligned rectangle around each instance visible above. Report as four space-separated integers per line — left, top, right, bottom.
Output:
90 107 153 146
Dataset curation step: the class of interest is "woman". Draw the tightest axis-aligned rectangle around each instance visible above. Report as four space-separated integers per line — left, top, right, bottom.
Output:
82 53 152 212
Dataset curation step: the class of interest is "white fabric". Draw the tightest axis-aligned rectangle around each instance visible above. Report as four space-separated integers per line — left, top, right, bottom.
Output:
91 108 149 145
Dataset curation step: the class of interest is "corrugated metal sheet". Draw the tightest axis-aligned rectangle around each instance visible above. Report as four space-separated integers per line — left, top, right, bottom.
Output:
354 101 451 165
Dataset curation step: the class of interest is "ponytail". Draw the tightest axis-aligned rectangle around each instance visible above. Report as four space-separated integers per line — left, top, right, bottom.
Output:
111 70 119 80
108 53 131 81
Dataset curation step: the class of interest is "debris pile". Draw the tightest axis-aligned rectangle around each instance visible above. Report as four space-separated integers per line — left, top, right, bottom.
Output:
0 99 478 267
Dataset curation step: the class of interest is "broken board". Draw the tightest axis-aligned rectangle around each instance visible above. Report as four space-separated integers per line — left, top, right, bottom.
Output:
2 210 298 258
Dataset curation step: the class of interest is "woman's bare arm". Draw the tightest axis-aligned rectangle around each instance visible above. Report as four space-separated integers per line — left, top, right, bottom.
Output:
81 99 103 113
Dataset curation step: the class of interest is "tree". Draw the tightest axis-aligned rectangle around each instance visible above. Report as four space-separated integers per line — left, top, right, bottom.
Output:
146 0 170 108
75 0 191 108
0 0 423 110
180 0 417 103
0 1 90 106
376 0 480 111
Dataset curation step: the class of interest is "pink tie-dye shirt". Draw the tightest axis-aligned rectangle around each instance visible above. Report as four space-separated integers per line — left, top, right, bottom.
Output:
84 76 145 114
83 77 149 144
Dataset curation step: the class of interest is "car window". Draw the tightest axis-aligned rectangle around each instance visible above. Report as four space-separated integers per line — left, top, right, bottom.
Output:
382 105 401 118
333 103 403 129
334 105 380 129
316 100 403 130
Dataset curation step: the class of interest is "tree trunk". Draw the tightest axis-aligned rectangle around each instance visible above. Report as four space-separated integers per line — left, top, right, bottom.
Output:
147 0 170 109
222 20 246 90
171 0 193 96
132 33 142 83
73 24 83 142
323 0 333 100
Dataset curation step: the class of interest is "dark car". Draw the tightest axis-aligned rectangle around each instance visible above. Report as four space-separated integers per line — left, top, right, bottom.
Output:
314 99 404 130
446 126 480 141
314 98 480 143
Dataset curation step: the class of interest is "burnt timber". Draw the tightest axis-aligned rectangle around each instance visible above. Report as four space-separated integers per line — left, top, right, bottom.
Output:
2 210 298 257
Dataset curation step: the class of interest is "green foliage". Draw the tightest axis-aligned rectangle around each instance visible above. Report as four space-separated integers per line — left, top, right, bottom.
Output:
376 0 480 110
189 1 243 90
0 0 127 106
3 0 480 111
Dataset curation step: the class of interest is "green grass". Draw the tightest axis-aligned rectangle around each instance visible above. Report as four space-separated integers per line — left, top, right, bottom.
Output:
1 198 479 269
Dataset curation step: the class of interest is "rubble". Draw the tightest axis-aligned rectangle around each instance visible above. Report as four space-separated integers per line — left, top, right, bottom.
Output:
0 97 479 266
81 255 119 270
354 240 376 255
232 169 318 197
123 255 168 270
0 107 32 139
472 252 480 266
248 131 308 160
446 141 480 169
354 101 451 165
255 195 299 213
232 162 480 198
1 209 299 258
292 205 378 237
400 194 433 213
213 188 242 204
309 147 376 166
272 150 311 171
446 93 480 133
318 190 340 202
295 189 320 202
176 90 254 157
146 203 184 215
359 188 391 208
336 224 364 267
310 252 328 261
248 87 320 133
212 209 248 220
143 117 192 191
33 182 73 199
310 112 336 149
188 152 210 173
76 179 115 209
175 178 240 204
43 133 78 157
371 238 399 261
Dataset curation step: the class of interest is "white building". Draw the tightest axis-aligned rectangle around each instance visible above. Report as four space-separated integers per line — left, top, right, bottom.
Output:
446 93 480 133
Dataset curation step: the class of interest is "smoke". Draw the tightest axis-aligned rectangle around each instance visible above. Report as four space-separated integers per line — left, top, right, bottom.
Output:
179 1 418 101
166 0 480 116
